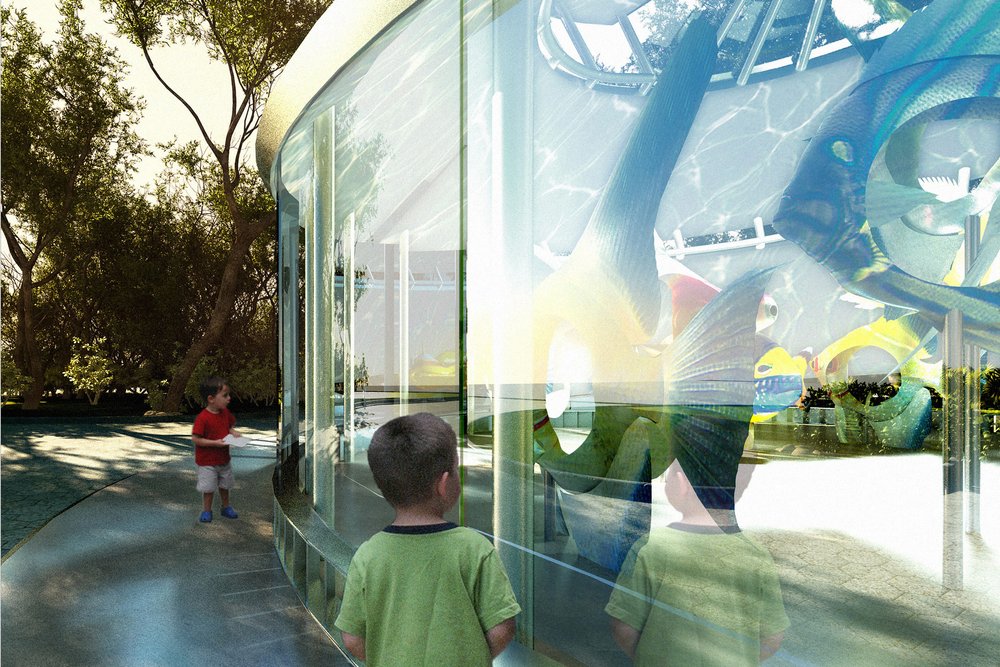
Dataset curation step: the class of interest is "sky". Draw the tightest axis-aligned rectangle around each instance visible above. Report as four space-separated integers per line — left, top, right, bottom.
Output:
15 0 236 189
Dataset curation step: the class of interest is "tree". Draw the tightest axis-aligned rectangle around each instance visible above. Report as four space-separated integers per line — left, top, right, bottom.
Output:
1 0 144 409
103 0 330 412
158 141 280 410
41 169 213 397
64 337 116 405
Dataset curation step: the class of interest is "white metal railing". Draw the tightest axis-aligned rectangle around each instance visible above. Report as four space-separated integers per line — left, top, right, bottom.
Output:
537 0 862 92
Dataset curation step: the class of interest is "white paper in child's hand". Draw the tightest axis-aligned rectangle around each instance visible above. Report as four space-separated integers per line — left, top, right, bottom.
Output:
223 434 251 448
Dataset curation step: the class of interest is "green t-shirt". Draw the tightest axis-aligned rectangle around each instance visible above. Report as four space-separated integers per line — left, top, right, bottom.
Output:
334 523 521 666
605 524 789 667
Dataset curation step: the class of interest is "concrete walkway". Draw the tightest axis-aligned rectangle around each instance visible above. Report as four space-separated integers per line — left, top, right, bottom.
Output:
2 418 205 556
1 418 350 666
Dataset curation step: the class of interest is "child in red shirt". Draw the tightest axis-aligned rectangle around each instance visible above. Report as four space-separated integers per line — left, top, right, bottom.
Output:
191 376 242 523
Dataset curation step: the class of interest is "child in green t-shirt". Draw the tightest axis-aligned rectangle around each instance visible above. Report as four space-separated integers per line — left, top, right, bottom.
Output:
335 412 522 666
606 458 788 666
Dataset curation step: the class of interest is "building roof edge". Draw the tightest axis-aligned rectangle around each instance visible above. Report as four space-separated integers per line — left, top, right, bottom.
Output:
256 0 420 192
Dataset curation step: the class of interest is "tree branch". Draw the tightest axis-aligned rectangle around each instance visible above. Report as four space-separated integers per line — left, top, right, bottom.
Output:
128 8 223 163
197 0 241 132
33 256 71 288
1 211 32 272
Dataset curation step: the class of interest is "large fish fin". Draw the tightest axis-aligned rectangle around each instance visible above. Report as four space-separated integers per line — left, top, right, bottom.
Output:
667 273 719 337
666 268 776 408
659 407 750 510
883 304 919 321
866 180 942 229
900 184 996 236
980 282 1000 294
651 269 775 482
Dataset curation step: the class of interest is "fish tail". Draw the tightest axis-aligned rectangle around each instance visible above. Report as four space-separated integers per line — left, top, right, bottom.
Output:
581 15 718 333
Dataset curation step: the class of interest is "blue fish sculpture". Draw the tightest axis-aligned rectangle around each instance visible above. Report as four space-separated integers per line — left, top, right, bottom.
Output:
773 0 1000 351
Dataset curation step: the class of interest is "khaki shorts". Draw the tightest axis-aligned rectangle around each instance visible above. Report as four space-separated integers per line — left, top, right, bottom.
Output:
196 464 234 493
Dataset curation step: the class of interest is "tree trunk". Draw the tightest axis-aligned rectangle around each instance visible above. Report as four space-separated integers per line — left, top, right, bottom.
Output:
18 276 45 410
160 225 260 413
3 215 46 410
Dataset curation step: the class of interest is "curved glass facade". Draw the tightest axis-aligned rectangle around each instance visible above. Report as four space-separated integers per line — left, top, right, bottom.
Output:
267 1 1000 663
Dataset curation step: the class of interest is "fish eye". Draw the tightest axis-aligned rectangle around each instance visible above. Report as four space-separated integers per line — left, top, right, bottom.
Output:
757 364 773 374
830 140 854 164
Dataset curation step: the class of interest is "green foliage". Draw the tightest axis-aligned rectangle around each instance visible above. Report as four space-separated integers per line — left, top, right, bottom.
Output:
0 0 342 413
1 352 32 398
101 0 330 412
850 380 898 405
982 367 1000 410
102 0 329 194
827 379 899 407
801 385 833 409
64 337 117 405
103 0 329 87
182 356 220 409
142 379 170 412
230 361 277 407
176 338 279 410
2 0 144 222
2 0 145 408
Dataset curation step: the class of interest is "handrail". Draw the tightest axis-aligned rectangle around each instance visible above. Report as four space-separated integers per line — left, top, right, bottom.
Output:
536 0 871 91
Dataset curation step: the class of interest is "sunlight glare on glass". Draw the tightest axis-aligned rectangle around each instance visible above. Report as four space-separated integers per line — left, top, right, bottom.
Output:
832 0 906 39
550 18 584 63
832 0 881 28
577 21 636 72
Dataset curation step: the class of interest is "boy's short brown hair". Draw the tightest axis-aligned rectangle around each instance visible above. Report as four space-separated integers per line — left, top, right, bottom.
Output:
199 376 227 403
367 412 457 508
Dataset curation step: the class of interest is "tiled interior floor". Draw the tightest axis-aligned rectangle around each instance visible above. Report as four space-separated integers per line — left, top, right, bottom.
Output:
334 428 1000 666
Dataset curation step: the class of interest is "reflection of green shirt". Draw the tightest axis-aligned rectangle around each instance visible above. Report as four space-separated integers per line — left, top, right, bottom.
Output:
334 523 521 667
605 524 788 666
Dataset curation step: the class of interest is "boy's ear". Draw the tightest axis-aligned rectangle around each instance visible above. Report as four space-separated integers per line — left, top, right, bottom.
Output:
435 470 452 499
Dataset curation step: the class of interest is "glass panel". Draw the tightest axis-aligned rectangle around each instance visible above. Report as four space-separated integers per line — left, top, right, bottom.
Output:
311 108 337 521
275 121 314 494
472 0 1000 664
336 0 462 543
279 0 464 547
302 166 316 498
272 0 1000 663
277 183 300 474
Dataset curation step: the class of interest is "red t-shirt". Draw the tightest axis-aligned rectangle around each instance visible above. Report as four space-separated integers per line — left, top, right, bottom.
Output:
192 407 235 466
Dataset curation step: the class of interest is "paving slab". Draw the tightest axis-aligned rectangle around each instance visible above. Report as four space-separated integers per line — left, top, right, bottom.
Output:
1 418 350 666
1 418 270 556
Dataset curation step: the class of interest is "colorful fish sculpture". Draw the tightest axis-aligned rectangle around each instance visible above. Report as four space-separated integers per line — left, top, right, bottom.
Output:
772 0 1000 351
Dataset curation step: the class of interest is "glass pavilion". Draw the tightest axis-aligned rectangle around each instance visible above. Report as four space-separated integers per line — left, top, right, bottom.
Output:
257 1 1000 663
